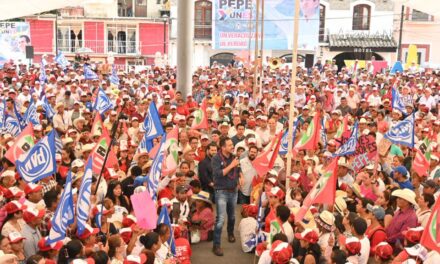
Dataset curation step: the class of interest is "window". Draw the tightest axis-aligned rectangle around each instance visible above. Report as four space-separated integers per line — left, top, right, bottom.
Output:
319 4 325 42
352 4 371 30
57 23 82 53
411 9 430 21
118 0 133 17
135 0 147 17
107 24 137 54
404 51 422 65
195 0 212 39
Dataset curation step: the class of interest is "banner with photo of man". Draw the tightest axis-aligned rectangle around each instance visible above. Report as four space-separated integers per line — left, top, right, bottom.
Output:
212 0 320 50
0 22 31 67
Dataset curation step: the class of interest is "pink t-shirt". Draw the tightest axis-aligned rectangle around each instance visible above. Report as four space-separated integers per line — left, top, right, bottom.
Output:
361 185 377 201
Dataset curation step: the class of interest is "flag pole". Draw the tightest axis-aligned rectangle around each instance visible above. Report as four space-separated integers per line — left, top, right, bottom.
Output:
285 0 301 190
252 0 260 99
258 0 265 97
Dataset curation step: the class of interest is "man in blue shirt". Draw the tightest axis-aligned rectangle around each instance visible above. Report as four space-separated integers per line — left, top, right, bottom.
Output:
392 166 414 190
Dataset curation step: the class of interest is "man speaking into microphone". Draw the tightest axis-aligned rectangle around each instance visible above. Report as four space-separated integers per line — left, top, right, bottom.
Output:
211 137 242 256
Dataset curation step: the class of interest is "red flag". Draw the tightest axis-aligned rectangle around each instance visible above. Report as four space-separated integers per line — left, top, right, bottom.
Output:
295 158 338 223
191 100 208 130
420 196 440 252
5 123 35 164
252 132 282 177
91 113 103 137
413 148 430 177
294 114 321 150
90 129 118 174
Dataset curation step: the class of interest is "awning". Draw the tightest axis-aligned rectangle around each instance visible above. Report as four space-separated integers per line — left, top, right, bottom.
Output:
329 34 397 53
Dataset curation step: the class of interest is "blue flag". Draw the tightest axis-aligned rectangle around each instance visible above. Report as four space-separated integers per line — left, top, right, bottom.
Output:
157 206 176 255
16 130 57 183
144 102 164 141
54 131 63 154
0 99 5 130
94 204 105 230
147 135 167 200
333 121 359 157
384 113 415 148
39 63 47 83
390 61 403 74
93 88 114 115
47 170 74 244
14 102 26 130
55 51 69 70
2 115 22 137
84 65 98 80
76 158 93 235
109 65 120 85
24 99 40 125
42 96 56 121
279 120 299 155
392 87 407 115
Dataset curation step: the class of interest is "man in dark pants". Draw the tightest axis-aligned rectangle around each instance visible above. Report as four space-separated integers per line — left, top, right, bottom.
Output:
198 143 218 202
211 137 241 256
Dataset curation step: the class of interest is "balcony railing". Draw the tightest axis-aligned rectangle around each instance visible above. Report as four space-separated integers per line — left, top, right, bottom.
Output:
57 40 140 55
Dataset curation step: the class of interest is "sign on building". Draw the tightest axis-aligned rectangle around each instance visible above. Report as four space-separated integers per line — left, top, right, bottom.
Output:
0 22 31 67
212 0 320 50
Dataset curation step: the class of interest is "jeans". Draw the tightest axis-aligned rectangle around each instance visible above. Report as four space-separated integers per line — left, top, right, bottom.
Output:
213 190 237 246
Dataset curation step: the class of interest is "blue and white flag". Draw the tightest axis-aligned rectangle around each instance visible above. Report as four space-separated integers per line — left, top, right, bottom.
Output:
244 232 267 251
157 206 176 255
24 100 40 125
109 65 120 85
42 57 48 68
279 120 299 155
3 115 22 137
42 96 56 121
47 170 74 244
137 135 154 153
143 102 164 140
333 121 359 157
147 135 166 200
384 113 415 148
55 51 69 70
84 65 98 80
321 117 328 151
392 87 407 115
76 158 93 235
0 99 5 130
16 130 57 183
94 204 104 230
39 65 47 83
54 131 63 154
14 102 26 130
93 88 114 115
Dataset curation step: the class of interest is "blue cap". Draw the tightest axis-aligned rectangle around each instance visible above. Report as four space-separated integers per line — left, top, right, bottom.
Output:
394 166 408 176
134 176 147 187
367 204 385 220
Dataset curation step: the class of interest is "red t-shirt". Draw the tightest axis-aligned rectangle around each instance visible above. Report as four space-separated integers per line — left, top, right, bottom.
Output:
158 187 174 200
264 208 277 233
366 225 387 256
175 237 192 264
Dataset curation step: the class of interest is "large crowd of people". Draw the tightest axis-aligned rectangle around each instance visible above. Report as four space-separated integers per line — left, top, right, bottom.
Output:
0 55 439 264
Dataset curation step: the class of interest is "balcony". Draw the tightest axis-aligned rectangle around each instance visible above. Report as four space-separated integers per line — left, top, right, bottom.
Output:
57 40 140 55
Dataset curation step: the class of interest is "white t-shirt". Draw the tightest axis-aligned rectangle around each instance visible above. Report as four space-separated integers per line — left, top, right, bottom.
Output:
239 217 258 253
359 236 370 264
282 221 294 244
257 249 272 264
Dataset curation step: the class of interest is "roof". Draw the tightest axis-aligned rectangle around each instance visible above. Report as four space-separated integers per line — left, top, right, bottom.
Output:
329 34 397 52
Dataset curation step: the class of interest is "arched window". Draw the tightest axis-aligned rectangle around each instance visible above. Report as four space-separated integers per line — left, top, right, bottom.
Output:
353 4 371 30
195 0 212 39
319 4 326 42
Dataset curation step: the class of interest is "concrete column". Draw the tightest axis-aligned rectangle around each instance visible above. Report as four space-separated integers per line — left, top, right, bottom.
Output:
177 0 194 97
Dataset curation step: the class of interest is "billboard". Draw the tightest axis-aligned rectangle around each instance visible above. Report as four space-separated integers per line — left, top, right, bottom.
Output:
213 0 320 51
0 22 31 66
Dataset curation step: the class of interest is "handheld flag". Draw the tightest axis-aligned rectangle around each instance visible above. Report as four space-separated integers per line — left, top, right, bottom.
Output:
252 132 283 177
158 206 176 255
384 113 415 148
5 123 35 164
191 100 208 130
2 115 21 137
42 96 56 121
84 65 98 80
24 99 40 125
392 87 407 114
16 130 57 183
279 120 299 155
143 102 164 140
55 51 69 70
90 130 118 174
39 66 47 83
54 131 63 154
413 149 430 177
77 158 93 235
94 204 105 230
14 102 26 130
162 127 179 175
93 88 114 115
420 196 440 252
295 158 338 223
109 65 120 85
333 121 359 157
91 113 103 137
334 116 349 146
320 117 328 150
269 220 283 245
294 114 321 151
0 99 5 130
47 170 74 243
147 135 167 200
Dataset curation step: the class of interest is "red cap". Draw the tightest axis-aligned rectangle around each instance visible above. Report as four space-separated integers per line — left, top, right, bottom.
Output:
374 242 393 260
3 186 24 199
24 183 43 195
91 204 113 218
123 254 147 264
269 187 285 200
242 204 258 218
270 241 293 264
402 226 424 243
77 224 99 240
119 227 132 244
38 237 63 251
23 207 45 222
173 224 181 239
294 229 319 244
4 201 26 214
340 236 361 255
122 215 137 227
8 231 25 243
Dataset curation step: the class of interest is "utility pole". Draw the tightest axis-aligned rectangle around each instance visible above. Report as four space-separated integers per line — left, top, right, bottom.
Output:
176 0 194 97
397 5 404 61
55 12 58 57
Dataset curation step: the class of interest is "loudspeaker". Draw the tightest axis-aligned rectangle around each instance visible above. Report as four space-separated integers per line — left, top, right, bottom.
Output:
305 54 314 68
25 46 34 59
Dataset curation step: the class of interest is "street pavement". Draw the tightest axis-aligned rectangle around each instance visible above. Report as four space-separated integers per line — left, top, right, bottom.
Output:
191 205 255 264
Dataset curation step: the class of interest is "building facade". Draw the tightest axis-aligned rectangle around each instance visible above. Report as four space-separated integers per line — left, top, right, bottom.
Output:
25 0 169 68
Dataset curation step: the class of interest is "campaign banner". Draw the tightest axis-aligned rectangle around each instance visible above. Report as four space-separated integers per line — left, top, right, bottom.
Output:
213 0 320 50
351 135 378 172
0 22 31 67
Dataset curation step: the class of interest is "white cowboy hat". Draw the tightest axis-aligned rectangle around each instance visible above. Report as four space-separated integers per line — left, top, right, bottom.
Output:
191 191 212 204
392 189 417 206
73 116 86 129
81 143 96 153
133 149 149 163
337 157 352 170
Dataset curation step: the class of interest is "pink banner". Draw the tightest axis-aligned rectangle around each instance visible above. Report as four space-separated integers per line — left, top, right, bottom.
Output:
131 190 157 230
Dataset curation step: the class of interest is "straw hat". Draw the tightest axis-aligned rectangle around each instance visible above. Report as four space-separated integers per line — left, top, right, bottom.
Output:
392 189 417 206
314 210 335 232
81 143 96 153
133 149 148 163
337 157 352 170
73 116 86 129
290 207 316 229
191 191 212 204
334 196 347 215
